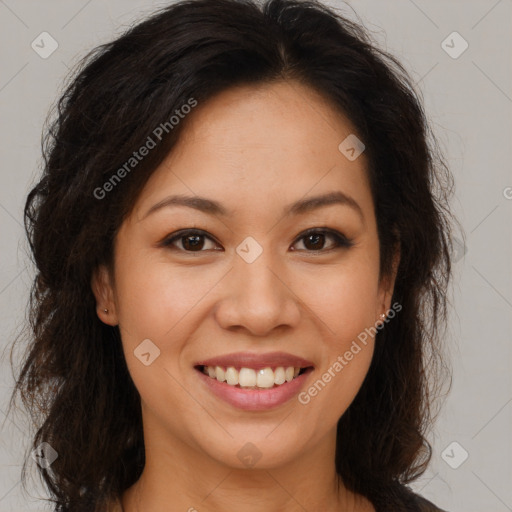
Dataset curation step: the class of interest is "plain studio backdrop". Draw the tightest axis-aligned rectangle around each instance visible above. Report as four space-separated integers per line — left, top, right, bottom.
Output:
0 1 510 511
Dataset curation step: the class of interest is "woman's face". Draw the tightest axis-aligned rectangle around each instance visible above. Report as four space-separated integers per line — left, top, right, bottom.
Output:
93 80 397 471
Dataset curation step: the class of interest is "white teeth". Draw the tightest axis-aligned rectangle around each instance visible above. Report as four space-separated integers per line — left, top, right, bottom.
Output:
274 367 286 385
239 368 257 387
256 367 275 388
225 366 238 385
201 365 305 388
215 366 225 382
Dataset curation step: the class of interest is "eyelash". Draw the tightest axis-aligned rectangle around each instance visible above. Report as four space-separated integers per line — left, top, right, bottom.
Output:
160 228 354 254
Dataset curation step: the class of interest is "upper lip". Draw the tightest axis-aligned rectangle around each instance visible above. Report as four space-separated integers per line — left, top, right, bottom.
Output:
195 351 315 371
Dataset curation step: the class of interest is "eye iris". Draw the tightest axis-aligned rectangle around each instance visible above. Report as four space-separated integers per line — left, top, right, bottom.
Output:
304 233 325 250
183 234 204 251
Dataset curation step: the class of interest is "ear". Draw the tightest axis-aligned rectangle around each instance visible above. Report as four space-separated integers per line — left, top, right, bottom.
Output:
376 245 401 323
91 264 118 326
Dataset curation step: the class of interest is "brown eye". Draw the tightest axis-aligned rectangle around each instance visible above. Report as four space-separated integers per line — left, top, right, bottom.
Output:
292 229 354 252
161 230 219 252
303 232 326 251
181 234 205 251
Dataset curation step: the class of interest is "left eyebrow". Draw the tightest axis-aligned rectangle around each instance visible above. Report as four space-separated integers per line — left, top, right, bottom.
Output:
283 191 364 222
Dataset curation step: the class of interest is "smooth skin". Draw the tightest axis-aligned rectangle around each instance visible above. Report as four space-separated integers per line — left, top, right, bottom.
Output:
92 80 399 512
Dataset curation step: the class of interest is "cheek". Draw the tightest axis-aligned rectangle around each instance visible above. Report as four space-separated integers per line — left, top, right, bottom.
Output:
112 252 202 428
112 247 226 399
298 251 379 409
114 247 209 341
298 269 378 422
305 257 380 341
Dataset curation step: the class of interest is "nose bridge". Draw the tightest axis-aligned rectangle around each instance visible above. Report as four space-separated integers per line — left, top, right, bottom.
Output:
214 234 300 334
234 235 284 310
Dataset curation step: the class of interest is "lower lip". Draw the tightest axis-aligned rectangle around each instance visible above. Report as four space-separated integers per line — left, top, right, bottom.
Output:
195 367 314 411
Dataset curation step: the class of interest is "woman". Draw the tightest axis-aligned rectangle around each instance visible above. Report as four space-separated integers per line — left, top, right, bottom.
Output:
9 0 456 510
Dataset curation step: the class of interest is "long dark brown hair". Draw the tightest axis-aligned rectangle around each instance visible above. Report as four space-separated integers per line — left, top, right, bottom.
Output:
7 0 457 510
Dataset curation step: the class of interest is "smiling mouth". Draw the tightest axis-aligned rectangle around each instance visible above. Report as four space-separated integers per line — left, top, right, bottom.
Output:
195 365 313 389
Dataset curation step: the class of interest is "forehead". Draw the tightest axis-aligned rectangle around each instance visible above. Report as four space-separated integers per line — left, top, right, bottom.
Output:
174 80 361 157
133 80 372 221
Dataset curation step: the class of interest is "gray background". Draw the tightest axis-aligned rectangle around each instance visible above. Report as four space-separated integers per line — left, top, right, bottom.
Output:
0 1 510 511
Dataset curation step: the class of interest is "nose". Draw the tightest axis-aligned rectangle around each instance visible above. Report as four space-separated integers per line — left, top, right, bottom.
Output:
214 247 301 337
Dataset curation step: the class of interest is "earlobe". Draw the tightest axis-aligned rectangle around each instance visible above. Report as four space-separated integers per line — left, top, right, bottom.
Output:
91 264 118 325
377 246 401 321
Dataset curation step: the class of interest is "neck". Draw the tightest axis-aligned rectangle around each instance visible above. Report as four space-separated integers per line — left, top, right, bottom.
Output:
120 417 372 512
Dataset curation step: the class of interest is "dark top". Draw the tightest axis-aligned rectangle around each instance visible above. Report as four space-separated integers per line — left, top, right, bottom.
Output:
371 483 448 512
